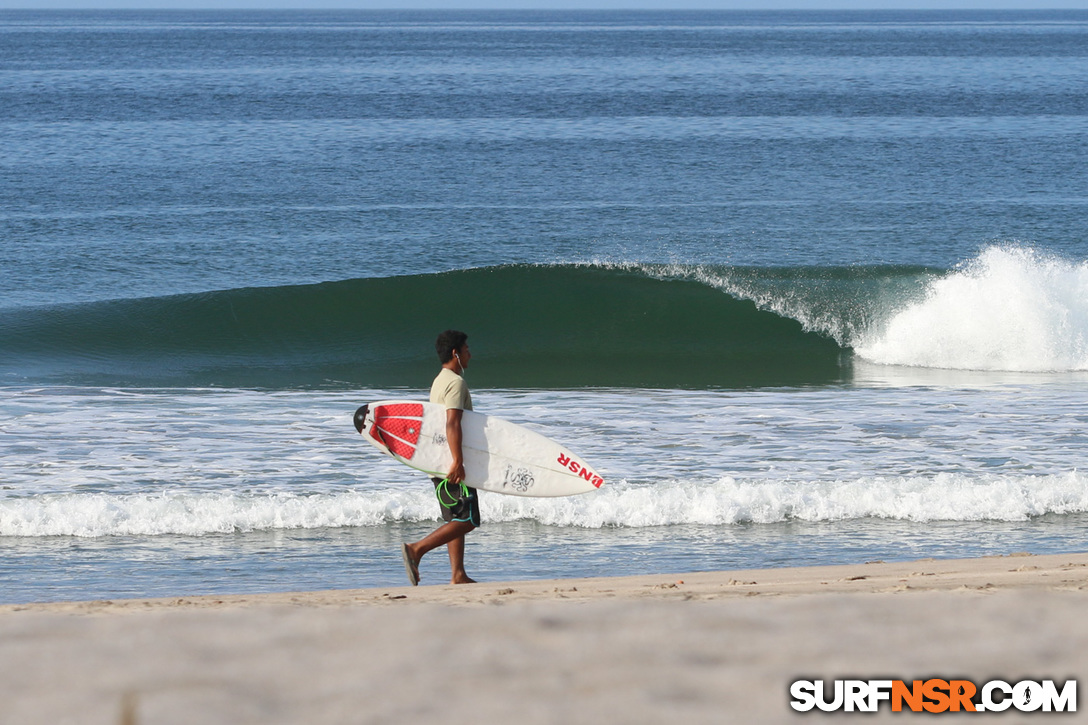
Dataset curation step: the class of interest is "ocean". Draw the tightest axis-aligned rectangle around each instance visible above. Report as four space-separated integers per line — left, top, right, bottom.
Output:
2 9 1088 603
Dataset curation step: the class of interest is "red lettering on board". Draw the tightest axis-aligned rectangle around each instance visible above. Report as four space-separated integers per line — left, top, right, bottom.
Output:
559 452 604 487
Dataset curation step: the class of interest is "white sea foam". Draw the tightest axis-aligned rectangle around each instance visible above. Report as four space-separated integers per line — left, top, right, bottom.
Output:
3 472 1086 537
0 490 435 538
631 246 1088 374
4 384 1088 505
856 246 1088 371
487 473 1088 525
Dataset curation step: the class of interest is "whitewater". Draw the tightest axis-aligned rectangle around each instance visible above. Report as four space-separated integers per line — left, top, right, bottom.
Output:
3 360 1088 526
3 375 1088 601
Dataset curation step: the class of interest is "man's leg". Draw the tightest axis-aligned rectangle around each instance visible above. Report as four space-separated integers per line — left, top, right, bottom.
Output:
404 520 475 584
445 530 476 585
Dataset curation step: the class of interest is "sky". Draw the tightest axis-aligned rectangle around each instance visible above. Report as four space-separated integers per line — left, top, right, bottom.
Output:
1 0 1086 9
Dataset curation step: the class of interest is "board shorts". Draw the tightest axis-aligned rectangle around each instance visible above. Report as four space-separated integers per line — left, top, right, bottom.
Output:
430 477 481 528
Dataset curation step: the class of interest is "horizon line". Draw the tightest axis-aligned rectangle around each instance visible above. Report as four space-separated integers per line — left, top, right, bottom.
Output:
2 3 1087 11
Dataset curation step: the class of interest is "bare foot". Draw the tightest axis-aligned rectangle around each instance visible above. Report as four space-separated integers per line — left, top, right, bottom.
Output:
451 574 477 585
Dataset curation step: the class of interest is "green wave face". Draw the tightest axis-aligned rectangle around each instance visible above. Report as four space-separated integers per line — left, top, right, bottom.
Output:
0 264 905 389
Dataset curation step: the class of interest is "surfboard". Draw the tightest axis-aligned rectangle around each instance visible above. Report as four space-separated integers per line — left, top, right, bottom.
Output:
353 400 604 497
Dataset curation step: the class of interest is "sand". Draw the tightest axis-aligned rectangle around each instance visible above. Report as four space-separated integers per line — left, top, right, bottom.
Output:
1 552 1086 724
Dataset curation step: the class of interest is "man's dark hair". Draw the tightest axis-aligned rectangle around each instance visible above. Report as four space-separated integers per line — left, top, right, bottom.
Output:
435 329 468 364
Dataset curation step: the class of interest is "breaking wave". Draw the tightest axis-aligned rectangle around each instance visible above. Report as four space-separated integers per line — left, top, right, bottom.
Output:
3 471 1086 537
1 245 1084 388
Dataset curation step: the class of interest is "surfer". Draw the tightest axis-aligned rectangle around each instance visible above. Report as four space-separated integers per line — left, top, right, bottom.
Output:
401 330 478 586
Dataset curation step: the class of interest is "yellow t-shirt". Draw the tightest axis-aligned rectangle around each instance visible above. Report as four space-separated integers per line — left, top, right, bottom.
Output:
430 367 472 411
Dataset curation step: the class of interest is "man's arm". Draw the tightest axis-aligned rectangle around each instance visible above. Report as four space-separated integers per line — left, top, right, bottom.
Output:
445 408 465 484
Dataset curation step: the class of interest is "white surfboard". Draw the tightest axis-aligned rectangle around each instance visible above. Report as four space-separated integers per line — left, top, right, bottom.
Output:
353 400 604 497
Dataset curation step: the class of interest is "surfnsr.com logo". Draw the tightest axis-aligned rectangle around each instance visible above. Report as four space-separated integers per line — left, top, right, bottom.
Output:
790 679 1077 713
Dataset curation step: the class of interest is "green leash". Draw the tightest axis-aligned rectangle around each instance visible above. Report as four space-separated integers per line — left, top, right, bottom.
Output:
435 478 470 509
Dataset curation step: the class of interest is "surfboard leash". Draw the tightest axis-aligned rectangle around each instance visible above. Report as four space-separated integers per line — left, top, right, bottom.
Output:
435 478 470 509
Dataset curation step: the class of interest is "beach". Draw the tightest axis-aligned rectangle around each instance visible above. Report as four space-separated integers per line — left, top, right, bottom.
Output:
2 552 1085 723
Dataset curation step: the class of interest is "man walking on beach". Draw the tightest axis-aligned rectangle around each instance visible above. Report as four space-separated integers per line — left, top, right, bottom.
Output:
401 330 478 586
